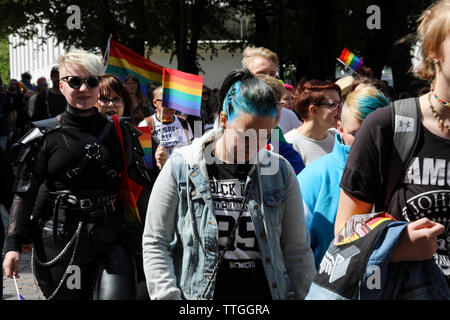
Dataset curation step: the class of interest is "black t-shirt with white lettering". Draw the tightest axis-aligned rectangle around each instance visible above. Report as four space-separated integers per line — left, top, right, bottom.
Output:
206 161 272 300
340 105 450 281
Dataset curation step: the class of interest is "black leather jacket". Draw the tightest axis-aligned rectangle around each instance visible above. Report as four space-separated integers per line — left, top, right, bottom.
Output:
5 114 151 253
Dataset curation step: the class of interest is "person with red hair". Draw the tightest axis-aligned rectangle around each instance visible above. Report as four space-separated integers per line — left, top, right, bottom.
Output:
284 79 341 166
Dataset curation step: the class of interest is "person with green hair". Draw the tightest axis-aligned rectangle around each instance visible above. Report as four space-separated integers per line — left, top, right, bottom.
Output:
142 68 315 300
297 85 389 268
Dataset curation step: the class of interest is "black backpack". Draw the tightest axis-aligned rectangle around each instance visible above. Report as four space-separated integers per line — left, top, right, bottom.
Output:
383 98 421 209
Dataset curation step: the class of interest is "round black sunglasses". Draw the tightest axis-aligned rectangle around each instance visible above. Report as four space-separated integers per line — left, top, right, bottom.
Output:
61 75 101 89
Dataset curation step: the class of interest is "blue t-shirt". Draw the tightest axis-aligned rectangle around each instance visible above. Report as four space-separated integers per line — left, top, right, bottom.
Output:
297 134 350 268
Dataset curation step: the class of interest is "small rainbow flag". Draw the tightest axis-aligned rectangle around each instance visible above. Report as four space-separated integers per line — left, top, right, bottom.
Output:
338 48 364 73
162 68 203 117
136 126 153 170
18 79 36 93
104 36 164 95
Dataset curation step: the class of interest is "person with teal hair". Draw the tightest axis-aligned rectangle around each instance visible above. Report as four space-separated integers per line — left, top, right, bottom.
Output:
142 68 316 300
297 85 389 268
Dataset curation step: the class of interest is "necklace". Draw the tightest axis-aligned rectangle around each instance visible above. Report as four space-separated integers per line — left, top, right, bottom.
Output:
428 92 450 130
432 90 450 109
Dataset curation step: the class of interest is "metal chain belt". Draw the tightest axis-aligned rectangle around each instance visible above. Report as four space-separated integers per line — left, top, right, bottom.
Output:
31 221 83 300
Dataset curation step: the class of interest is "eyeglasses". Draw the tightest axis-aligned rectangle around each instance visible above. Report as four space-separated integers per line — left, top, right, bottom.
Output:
317 101 342 110
98 96 123 107
61 76 101 89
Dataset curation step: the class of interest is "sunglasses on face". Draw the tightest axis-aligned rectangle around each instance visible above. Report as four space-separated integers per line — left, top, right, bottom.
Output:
61 75 101 89
98 96 123 107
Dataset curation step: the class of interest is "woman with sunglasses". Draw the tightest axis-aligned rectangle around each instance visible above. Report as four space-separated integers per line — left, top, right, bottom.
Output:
2 50 151 300
284 79 342 166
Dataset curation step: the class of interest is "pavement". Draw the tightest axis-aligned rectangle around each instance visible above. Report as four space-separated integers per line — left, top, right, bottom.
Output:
2 252 45 300
1 204 45 300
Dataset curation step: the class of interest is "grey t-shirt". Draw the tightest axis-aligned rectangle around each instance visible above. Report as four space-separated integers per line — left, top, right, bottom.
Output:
284 128 337 166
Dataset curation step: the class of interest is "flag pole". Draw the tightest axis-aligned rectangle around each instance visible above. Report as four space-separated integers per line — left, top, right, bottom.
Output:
160 68 166 149
336 58 359 75
13 275 24 300
103 34 113 73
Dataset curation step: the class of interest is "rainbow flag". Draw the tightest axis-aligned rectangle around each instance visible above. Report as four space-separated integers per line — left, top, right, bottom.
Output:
104 36 164 95
162 68 203 117
338 48 364 73
18 79 36 93
136 126 153 170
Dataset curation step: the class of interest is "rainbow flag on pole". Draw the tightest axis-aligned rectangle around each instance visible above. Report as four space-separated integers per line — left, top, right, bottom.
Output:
136 126 153 170
338 48 364 73
162 68 203 117
104 36 164 95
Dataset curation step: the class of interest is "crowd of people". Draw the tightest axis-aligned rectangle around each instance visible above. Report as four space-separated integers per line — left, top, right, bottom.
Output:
0 0 450 301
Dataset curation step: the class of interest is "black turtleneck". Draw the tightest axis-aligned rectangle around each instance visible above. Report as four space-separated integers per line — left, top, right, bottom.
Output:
35 105 124 195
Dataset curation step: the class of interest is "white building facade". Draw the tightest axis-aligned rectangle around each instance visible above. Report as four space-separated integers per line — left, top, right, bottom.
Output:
9 24 66 83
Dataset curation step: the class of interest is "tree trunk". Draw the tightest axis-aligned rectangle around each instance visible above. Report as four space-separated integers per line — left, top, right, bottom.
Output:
175 0 201 74
294 0 337 81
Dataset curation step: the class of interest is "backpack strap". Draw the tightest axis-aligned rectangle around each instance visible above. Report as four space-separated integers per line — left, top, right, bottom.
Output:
384 98 421 208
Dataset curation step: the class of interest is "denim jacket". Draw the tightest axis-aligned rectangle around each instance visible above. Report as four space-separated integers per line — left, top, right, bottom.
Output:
306 213 450 300
142 128 316 300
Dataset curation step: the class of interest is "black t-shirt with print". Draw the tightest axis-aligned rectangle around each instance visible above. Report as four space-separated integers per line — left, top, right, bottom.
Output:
206 161 272 300
340 105 450 281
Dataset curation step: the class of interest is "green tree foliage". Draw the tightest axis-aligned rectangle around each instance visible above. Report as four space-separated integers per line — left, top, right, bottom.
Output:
0 0 237 74
0 38 10 83
0 0 436 93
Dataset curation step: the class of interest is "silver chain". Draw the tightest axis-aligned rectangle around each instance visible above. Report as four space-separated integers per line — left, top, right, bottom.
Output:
31 221 83 300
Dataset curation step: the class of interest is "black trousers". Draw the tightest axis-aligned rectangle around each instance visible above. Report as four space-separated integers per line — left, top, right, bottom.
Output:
33 221 137 300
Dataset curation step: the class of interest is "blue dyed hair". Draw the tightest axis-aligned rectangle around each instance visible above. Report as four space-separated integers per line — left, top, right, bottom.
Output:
219 68 278 122
345 85 390 121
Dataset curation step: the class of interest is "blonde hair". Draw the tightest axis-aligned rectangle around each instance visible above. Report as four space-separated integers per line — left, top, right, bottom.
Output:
242 46 278 70
58 49 104 77
152 85 163 98
344 85 390 122
255 74 284 101
415 0 450 80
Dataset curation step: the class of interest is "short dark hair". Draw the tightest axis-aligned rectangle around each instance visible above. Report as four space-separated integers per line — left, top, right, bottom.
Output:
50 66 59 77
21 72 32 81
294 79 341 119
99 74 132 116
